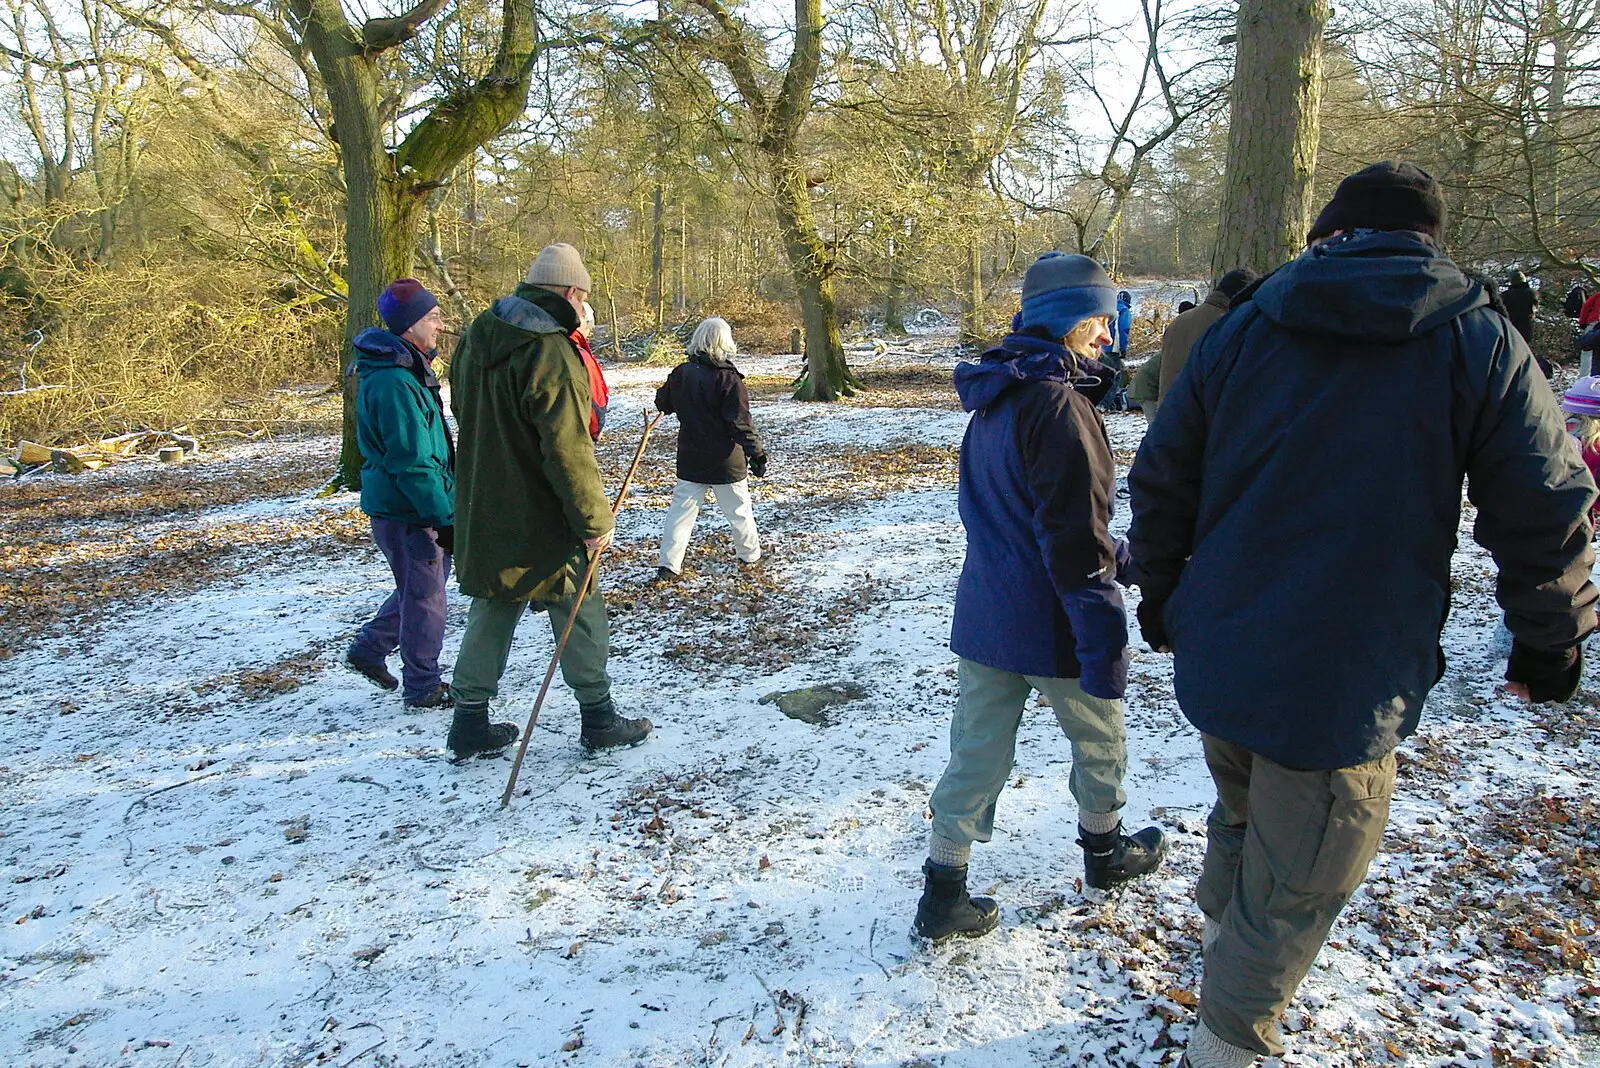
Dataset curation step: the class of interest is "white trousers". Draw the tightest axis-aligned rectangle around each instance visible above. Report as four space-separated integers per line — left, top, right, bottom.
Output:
658 478 762 573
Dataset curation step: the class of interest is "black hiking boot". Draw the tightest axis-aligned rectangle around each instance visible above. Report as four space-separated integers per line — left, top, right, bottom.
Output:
652 566 679 585
579 697 652 750
446 702 519 761
1079 823 1168 890
405 685 454 710
345 651 398 692
913 859 999 943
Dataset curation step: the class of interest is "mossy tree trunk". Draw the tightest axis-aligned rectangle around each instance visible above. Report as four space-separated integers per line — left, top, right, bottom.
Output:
285 0 540 488
691 0 856 400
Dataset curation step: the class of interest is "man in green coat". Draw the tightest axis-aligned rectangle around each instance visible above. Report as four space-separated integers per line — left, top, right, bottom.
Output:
445 243 653 759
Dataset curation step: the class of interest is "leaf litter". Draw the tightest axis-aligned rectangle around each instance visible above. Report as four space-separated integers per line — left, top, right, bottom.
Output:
0 366 1597 1065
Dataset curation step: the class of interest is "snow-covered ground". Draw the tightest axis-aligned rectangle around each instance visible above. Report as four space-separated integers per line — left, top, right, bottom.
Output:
2 360 1598 1067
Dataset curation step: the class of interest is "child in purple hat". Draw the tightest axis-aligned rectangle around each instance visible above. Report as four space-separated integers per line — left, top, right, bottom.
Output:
1561 376 1600 522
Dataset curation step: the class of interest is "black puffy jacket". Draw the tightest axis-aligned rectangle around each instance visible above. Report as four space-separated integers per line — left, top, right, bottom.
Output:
655 352 765 484
1129 230 1597 770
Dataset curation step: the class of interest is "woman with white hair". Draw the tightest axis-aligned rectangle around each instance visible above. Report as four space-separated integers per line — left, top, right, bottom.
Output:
653 317 767 581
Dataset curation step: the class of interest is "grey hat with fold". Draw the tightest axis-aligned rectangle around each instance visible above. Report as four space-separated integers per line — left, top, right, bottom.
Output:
524 243 592 292
1018 252 1118 340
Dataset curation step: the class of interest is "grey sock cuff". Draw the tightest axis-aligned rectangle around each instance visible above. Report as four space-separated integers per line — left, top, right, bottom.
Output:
1078 808 1122 835
928 833 971 868
1186 1020 1257 1068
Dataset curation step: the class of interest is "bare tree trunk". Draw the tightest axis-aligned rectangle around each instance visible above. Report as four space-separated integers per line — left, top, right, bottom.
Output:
426 188 475 325
961 239 984 345
650 182 665 329
677 201 687 313
885 227 908 335
1211 0 1330 279
692 0 853 399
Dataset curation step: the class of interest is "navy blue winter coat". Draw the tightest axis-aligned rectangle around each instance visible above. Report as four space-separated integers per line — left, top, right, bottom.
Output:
949 332 1131 698
1128 230 1597 770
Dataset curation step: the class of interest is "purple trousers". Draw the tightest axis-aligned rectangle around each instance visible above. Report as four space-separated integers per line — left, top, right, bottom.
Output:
348 517 451 701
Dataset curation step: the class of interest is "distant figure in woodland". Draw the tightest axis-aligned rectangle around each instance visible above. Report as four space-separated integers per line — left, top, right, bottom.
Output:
913 252 1166 945
1580 286 1600 327
1579 322 1600 379
1127 350 1162 422
1097 288 1134 410
652 317 767 583
446 243 652 760
1129 161 1597 1068
344 279 456 710
1502 270 1536 346
1565 282 1585 319
1156 268 1257 404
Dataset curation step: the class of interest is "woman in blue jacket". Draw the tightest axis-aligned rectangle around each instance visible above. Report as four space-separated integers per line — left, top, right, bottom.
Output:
914 255 1166 944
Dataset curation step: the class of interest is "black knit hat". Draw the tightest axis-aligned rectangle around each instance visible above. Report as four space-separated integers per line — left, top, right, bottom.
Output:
1307 161 1447 243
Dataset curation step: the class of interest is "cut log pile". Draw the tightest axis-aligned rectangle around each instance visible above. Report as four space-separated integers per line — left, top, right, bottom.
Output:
4 430 201 477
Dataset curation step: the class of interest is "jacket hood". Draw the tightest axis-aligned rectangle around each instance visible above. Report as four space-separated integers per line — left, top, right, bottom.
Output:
1253 230 1487 343
352 328 436 384
955 334 1116 412
474 283 580 369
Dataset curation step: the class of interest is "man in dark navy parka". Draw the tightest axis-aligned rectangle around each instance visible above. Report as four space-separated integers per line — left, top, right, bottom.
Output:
913 253 1168 944
1130 162 1598 1068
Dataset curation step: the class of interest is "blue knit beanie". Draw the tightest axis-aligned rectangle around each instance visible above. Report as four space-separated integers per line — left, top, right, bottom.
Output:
1019 253 1118 340
377 278 438 337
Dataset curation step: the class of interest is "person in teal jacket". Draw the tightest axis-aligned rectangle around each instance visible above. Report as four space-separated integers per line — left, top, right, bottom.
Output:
344 279 456 709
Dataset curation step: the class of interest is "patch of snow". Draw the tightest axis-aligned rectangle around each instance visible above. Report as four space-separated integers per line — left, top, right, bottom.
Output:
2 368 1595 1066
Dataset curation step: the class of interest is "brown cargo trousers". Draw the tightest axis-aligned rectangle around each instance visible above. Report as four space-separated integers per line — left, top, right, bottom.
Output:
1196 734 1396 1058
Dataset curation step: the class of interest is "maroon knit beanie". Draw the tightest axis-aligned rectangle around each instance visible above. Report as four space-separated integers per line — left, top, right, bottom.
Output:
377 278 438 337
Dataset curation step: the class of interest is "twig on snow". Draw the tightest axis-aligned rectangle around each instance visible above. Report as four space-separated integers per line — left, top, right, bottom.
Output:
752 971 784 1038
122 770 224 822
337 1039 386 1067
336 774 390 791
278 960 336 1010
509 757 585 805
413 852 454 873
865 917 891 980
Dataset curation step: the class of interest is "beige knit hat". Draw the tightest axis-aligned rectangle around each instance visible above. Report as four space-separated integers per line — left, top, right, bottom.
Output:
524 243 592 292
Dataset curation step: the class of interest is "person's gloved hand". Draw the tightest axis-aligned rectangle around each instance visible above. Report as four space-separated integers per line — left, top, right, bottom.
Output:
1136 598 1170 653
1113 538 1133 584
1505 640 1583 703
434 525 454 555
748 452 768 479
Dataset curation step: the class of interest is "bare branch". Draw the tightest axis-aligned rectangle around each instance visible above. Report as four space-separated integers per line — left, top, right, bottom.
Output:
362 0 448 52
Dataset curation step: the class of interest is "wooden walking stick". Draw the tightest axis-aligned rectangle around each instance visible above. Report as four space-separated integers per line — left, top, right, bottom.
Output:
501 409 665 808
